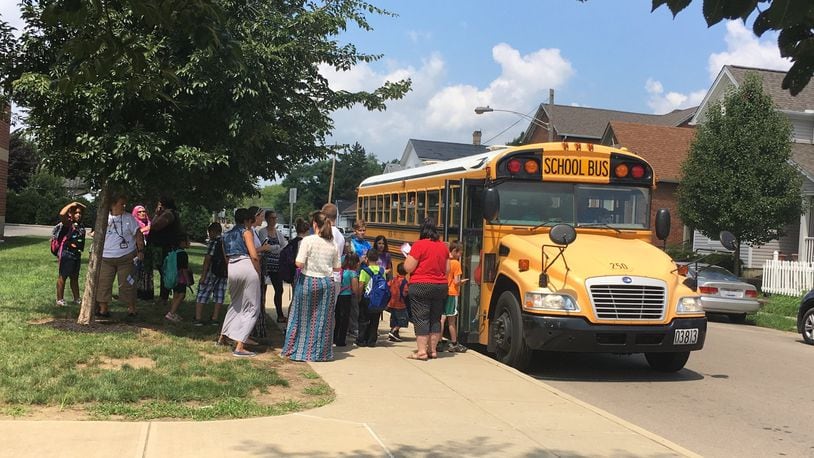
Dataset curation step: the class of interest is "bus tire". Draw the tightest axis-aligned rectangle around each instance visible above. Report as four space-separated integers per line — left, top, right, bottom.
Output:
491 291 532 371
644 351 690 372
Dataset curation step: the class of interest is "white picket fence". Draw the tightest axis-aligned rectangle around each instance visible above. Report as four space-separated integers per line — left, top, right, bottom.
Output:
762 259 814 296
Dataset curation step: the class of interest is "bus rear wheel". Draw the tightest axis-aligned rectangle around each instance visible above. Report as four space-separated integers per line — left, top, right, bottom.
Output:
491 291 532 371
644 351 690 372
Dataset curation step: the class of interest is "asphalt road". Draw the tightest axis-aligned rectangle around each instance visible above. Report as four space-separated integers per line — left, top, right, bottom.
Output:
529 320 814 457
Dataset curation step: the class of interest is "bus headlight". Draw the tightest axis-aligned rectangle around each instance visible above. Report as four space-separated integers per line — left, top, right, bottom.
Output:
676 296 703 314
524 293 579 312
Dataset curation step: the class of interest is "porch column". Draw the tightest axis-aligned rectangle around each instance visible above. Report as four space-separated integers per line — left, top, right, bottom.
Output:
799 196 810 262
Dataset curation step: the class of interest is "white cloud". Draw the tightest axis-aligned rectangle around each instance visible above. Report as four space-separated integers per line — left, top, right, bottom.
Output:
645 78 706 114
407 30 431 43
708 20 792 79
325 44 574 162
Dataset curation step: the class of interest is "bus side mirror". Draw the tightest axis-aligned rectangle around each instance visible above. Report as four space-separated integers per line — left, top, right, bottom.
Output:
549 224 577 245
719 231 736 251
484 188 500 221
655 208 671 241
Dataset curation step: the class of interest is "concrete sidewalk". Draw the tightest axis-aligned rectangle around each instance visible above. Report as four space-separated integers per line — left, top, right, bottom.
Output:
0 283 700 457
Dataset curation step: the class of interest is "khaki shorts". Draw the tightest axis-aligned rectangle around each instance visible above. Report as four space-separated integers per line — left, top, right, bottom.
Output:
98 252 137 304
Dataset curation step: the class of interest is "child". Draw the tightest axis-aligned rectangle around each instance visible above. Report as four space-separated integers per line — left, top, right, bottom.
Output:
387 263 410 342
356 249 383 347
194 223 228 326
334 252 360 347
441 241 468 352
164 234 192 322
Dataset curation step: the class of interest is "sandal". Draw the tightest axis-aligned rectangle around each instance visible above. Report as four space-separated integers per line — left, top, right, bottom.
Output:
407 353 428 361
428 353 438 359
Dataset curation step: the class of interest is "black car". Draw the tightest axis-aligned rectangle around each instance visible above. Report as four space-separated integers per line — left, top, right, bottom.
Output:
797 290 814 344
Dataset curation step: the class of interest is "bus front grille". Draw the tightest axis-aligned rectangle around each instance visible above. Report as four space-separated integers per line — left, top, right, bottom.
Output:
589 284 666 320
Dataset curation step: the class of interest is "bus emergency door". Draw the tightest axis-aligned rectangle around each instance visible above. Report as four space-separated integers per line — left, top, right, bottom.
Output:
444 179 484 343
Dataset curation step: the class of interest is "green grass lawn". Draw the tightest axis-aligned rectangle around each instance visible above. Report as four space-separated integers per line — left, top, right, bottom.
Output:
751 293 800 333
0 236 333 420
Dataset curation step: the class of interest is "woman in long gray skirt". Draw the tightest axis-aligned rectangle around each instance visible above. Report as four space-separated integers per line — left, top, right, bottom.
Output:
218 208 262 357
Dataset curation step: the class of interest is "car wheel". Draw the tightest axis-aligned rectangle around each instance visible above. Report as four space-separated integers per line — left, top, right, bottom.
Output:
802 308 814 345
728 313 747 324
490 291 532 371
644 351 690 372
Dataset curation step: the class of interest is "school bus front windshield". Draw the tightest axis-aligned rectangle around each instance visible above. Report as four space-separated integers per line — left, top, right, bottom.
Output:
491 181 651 229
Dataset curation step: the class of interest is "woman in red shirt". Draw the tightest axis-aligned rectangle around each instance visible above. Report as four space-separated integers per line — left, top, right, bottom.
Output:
403 218 449 360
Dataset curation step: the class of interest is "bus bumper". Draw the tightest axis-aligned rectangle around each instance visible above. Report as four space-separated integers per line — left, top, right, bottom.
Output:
522 315 707 352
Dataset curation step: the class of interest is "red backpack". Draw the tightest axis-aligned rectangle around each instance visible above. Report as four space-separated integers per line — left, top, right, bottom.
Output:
50 223 68 257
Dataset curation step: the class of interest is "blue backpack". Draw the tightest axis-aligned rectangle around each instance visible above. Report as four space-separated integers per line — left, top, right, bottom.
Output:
361 265 391 312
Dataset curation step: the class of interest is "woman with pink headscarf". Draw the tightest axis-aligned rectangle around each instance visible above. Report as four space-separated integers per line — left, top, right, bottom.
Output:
132 205 154 300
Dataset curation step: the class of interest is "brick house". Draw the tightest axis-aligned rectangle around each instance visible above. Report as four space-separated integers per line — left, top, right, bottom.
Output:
600 121 696 247
0 105 9 240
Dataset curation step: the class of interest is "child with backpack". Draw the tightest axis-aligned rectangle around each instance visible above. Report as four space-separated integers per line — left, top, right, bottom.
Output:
387 263 410 342
194 223 228 326
334 252 360 347
164 234 193 322
54 202 87 307
356 249 390 347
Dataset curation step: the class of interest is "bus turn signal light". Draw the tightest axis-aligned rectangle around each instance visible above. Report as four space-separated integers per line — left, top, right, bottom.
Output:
507 159 522 174
524 160 539 174
614 163 629 178
518 259 529 272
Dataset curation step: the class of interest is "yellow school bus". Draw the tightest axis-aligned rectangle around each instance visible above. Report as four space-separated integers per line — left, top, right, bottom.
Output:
357 142 705 371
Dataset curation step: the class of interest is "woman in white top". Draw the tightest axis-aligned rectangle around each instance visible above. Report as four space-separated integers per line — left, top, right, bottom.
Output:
97 195 145 318
281 211 340 362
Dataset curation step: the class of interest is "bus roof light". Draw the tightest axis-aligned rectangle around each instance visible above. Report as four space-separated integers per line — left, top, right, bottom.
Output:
631 164 645 179
614 163 629 178
507 159 522 174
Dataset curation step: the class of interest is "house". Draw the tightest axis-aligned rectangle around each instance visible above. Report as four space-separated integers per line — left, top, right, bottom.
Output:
398 136 488 170
690 65 814 266
0 105 9 240
522 104 696 144
600 121 696 247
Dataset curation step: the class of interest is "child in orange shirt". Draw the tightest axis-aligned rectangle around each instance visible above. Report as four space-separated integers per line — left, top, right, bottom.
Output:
441 241 467 352
387 263 410 342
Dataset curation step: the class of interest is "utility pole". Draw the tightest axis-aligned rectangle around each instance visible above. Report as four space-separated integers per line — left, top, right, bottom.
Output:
548 88 555 142
327 151 337 203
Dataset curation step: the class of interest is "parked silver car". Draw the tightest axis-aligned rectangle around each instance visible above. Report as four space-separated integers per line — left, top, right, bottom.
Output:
684 265 761 323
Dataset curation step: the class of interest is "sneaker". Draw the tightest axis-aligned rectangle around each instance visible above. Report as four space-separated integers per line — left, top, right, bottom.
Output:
56 299 66 307
193 319 206 327
164 312 182 323
232 350 257 358
393 329 401 339
388 332 402 342
72 298 81 306
448 343 468 353
210 320 220 326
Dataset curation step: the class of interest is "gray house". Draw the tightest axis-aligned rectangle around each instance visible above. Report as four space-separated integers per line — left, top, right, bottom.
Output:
397 137 489 170
690 65 814 267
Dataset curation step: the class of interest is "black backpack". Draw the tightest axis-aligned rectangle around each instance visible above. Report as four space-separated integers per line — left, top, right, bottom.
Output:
210 239 228 278
278 237 301 283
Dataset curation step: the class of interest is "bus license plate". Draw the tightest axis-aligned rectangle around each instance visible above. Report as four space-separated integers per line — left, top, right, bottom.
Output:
673 328 698 345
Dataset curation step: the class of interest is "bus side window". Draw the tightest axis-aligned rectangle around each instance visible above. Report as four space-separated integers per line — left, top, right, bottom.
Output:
399 193 407 223
362 197 370 222
407 191 416 224
376 195 384 223
427 190 440 224
391 193 398 223
449 186 460 227
417 191 426 221
383 195 390 223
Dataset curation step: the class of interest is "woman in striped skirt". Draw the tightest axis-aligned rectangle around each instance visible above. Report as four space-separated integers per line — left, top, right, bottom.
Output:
281 211 340 362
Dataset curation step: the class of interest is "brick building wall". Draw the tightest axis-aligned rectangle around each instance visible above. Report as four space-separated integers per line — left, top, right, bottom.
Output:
650 182 685 247
0 105 9 240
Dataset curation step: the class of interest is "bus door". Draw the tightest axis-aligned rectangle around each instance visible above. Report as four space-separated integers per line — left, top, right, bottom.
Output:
444 179 484 343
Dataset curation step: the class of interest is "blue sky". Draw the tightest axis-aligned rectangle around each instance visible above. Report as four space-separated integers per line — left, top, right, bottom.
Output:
1 1 792 165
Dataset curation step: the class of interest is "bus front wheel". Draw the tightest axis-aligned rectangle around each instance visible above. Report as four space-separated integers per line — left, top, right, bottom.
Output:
491 291 532 371
644 351 690 372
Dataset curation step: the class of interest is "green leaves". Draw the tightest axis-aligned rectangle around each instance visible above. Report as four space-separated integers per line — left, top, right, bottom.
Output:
678 73 801 251
651 0 814 95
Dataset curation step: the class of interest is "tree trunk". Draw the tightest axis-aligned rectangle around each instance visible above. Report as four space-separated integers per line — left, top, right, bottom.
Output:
77 183 112 325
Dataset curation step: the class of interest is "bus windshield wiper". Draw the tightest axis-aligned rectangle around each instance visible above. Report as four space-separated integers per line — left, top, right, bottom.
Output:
575 222 622 234
529 221 562 231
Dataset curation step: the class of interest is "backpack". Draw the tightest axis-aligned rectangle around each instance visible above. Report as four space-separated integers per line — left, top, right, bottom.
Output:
50 223 69 257
210 239 228 278
361 265 391 312
278 237 300 284
162 249 179 289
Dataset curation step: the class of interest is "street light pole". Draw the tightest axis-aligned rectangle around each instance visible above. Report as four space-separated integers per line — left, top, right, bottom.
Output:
474 106 551 137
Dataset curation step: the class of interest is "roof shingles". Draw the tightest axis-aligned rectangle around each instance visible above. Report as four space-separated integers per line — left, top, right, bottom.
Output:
606 121 696 182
